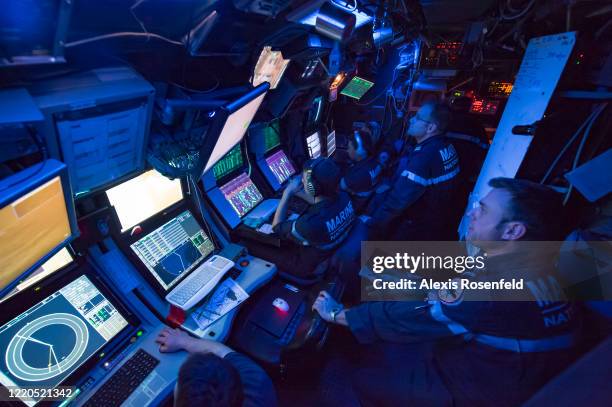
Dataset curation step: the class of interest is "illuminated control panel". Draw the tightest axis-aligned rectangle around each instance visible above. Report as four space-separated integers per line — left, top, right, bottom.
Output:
219 173 264 218
422 41 463 68
306 132 321 159
487 81 514 97
469 98 500 115
213 144 244 180
265 150 296 184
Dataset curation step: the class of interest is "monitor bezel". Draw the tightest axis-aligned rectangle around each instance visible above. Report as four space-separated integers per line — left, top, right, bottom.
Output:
105 168 186 234
0 159 79 298
0 260 139 405
198 83 269 178
0 0 72 67
114 201 218 298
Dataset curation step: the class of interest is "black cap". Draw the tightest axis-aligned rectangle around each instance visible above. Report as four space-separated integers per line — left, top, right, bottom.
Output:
307 158 341 196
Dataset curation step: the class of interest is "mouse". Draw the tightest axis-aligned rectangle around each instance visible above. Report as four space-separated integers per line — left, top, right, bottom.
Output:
272 297 290 312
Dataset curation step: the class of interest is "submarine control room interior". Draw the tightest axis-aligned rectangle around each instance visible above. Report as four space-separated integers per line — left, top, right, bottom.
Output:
0 0 611 406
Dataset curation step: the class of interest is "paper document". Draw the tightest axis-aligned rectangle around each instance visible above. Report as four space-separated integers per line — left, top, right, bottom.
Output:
257 223 274 234
191 278 249 330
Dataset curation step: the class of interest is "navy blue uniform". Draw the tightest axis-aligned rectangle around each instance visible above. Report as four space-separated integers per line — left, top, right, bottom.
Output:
249 192 355 277
274 191 355 250
341 158 382 213
344 251 581 406
369 135 461 240
224 352 277 407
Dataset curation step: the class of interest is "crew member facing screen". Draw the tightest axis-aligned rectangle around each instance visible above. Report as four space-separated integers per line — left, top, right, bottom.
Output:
259 158 355 277
340 128 383 213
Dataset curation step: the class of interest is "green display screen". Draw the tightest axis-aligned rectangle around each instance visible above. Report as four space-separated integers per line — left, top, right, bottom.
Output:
264 120 281 152
213 144 243 180
340 76 375 100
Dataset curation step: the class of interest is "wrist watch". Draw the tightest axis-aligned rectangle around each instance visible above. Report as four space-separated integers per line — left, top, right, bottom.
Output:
330 307 343 322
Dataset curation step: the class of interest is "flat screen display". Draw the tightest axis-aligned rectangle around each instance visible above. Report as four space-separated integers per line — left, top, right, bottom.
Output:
265 150 296 184
130 210 215 291
0 275 129 406
0 176 71 293
203 92 267 174
340 76 375 100
213 144 244 180
264 120 281 153
0 0 70 66
218 173 264 218
327 131 337 156
106 169 183 233
306 132 321 159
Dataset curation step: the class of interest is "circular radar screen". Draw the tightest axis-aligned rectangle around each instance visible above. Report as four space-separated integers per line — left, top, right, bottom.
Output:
6 313 89 382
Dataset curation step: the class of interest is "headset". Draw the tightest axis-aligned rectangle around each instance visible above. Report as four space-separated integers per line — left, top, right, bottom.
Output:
304 157 325 197
351 129 373 160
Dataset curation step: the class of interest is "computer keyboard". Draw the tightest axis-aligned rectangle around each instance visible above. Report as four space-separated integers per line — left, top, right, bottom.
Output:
83 349 159 407
166 255 234 310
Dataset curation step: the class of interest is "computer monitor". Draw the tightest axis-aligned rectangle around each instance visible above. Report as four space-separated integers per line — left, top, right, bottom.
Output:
265 150 296 185
130 210 215 292
106 169 183 233
264 120 281 153
308 96 324 127
340 76 375 100
218 173 264 218
16 248 73 294
201 83 269 176
1 0 72 67
327 130 337 156
0 159 78 298
213 144 244 180
306 132 322 159
0 274 130 406
252 46 290 90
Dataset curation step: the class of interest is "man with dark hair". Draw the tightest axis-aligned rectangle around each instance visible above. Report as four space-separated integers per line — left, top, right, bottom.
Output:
176 354 243 407
313 177 580 406
362 102 461 240
156 327 277 407
479 177 564 240
340 128 383 213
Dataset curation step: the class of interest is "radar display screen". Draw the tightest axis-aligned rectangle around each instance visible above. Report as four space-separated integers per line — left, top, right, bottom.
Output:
0 275 129 406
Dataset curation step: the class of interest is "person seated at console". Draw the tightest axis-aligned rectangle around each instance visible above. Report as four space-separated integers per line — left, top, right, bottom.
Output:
313 178 581 406
156 327 277 407
249 157 355 278
340 128 384 213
